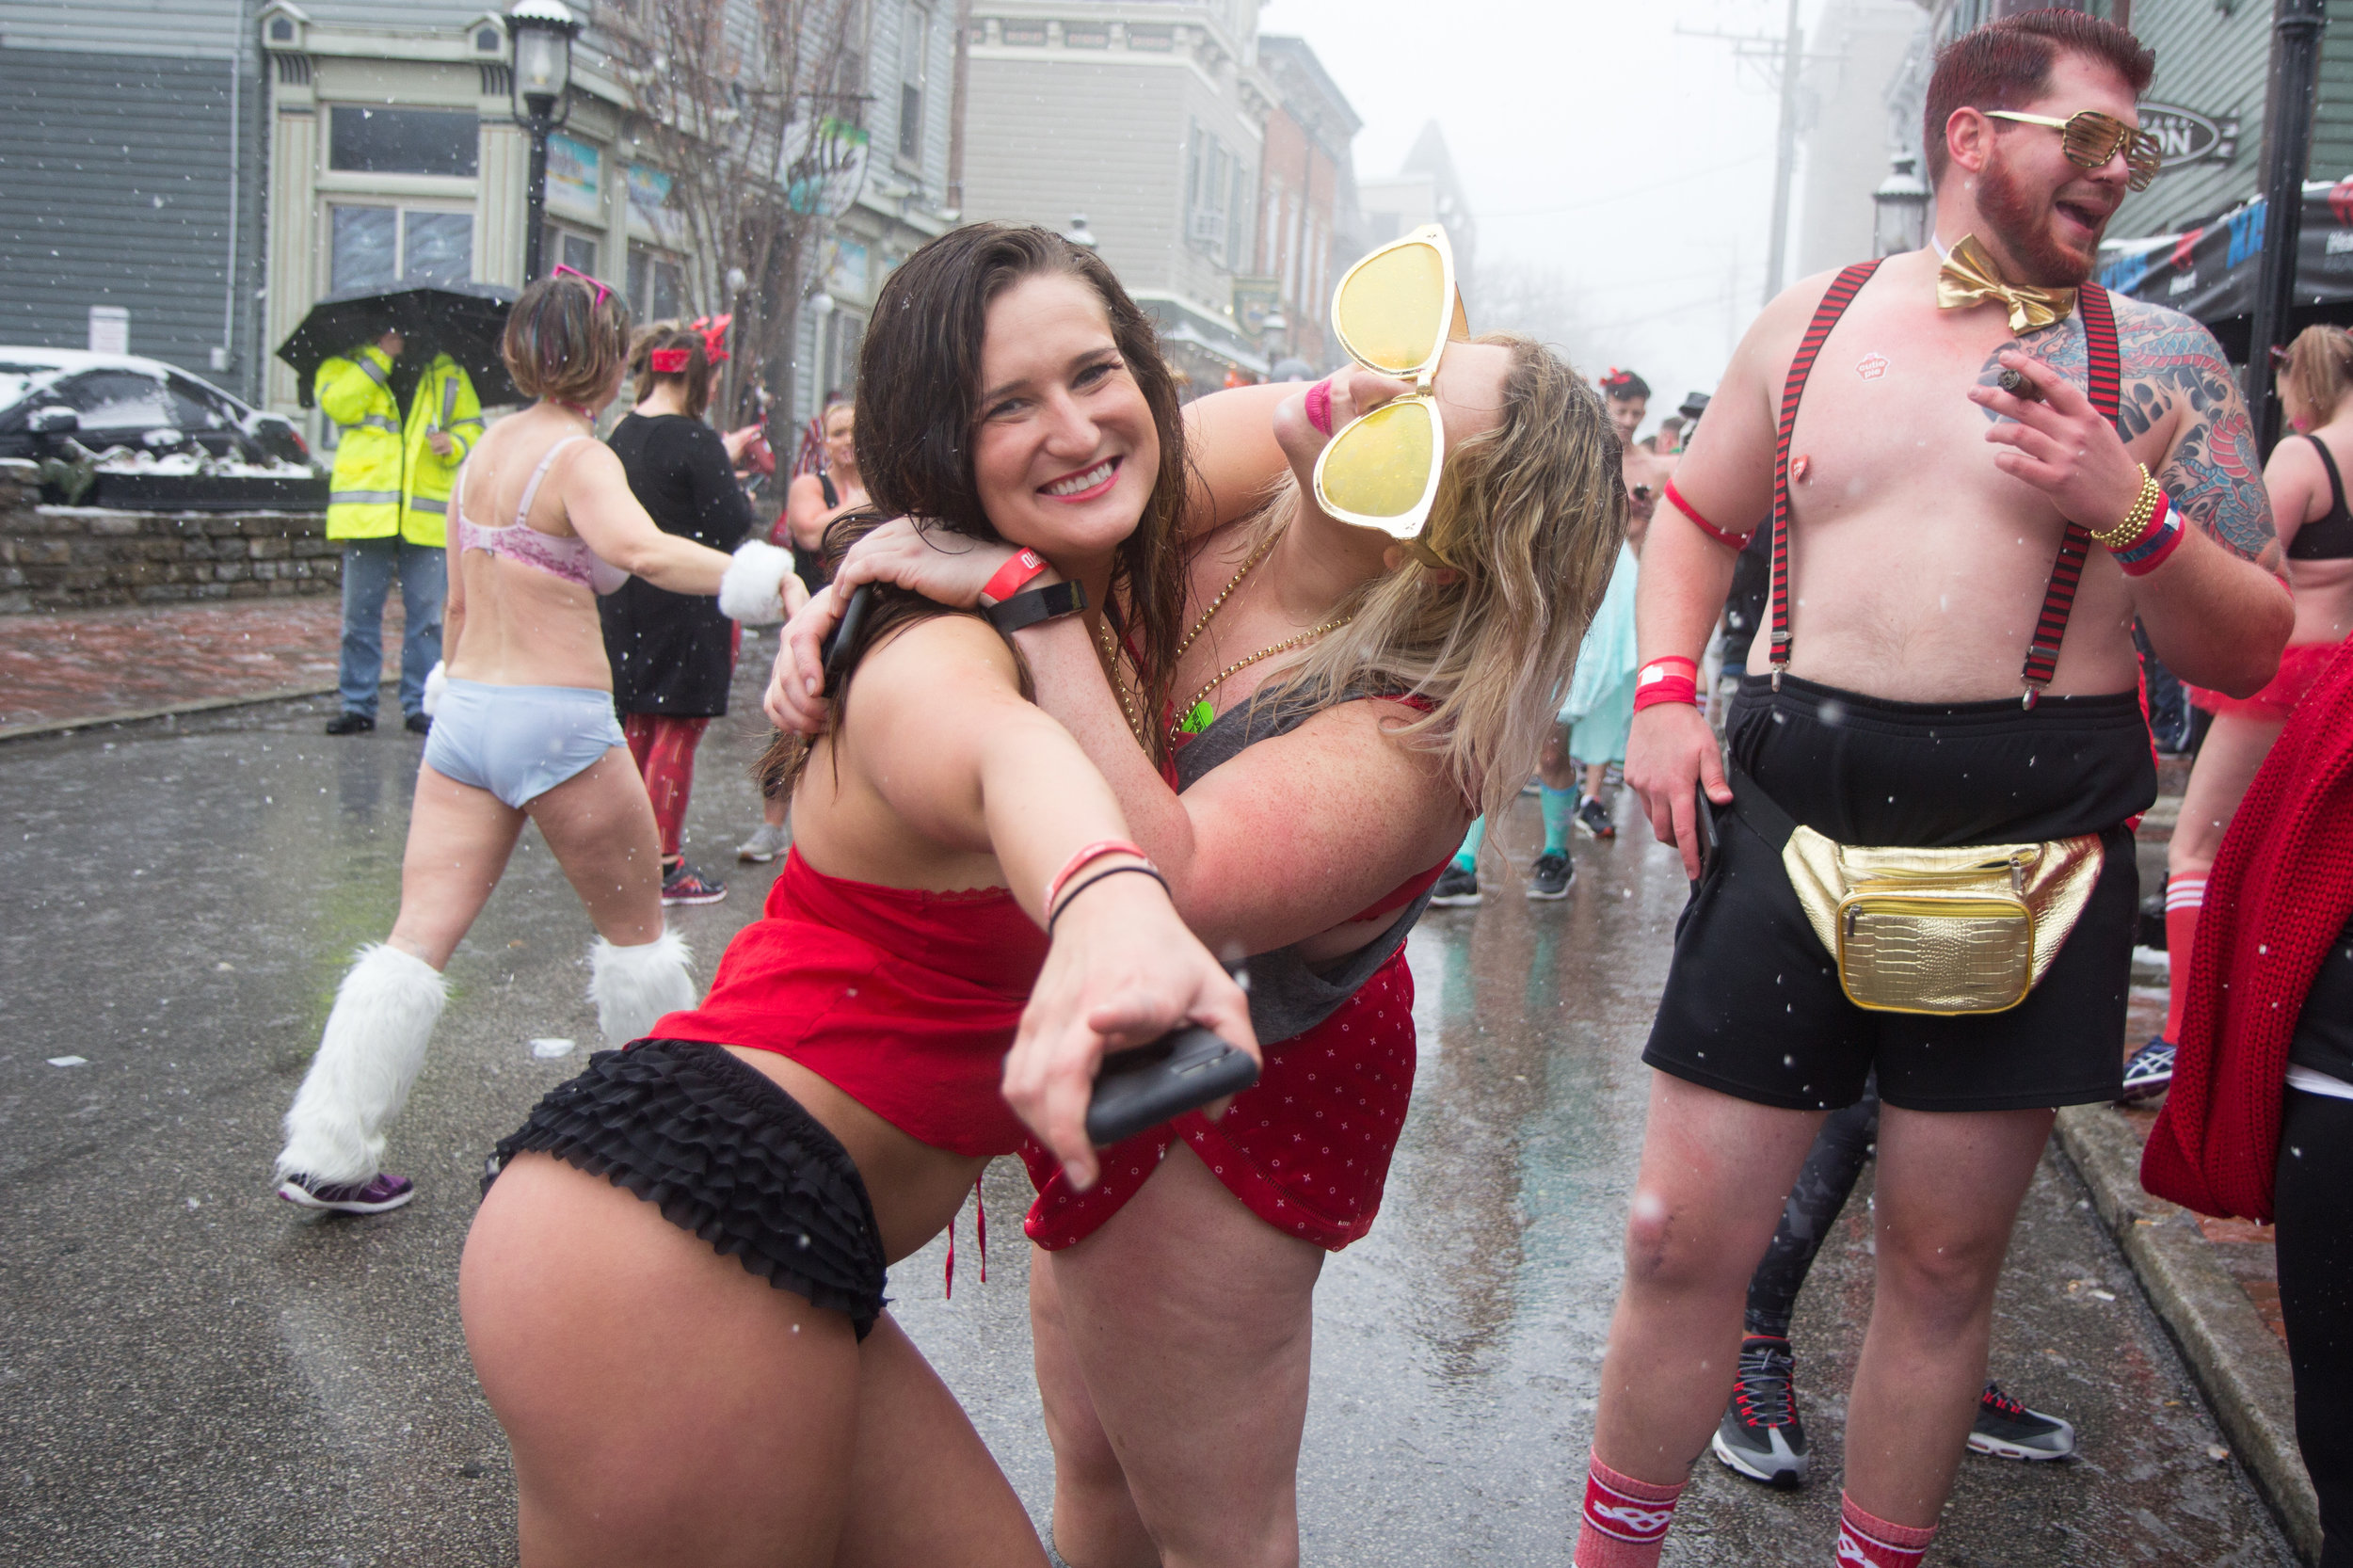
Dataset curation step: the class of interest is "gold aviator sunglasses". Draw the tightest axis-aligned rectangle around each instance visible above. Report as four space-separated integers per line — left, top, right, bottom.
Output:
1311 223 1471 548
1983 108 2163 191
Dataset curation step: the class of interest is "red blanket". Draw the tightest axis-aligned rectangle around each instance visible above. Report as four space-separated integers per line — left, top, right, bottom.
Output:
2141 640 2353 1221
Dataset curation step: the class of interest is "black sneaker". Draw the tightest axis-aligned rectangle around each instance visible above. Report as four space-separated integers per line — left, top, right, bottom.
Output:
1429 863 1481 906
404 712 432 736
2119 1037 2175 1104
1712 1335 1808 1488
324 711 375 735
1576 795 1616 840
1528 851 1573 900
660 861 728 906
1968 1383 2075 1460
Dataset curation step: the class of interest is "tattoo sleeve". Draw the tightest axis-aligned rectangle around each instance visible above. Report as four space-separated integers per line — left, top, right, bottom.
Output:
1975 300 2281 569
2115 299 2281 569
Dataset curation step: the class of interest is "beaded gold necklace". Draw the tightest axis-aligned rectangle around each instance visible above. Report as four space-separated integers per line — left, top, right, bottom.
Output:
1167 531 1350 745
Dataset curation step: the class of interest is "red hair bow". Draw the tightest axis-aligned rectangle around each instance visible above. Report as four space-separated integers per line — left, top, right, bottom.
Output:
648 346 692 375
691 314 733 366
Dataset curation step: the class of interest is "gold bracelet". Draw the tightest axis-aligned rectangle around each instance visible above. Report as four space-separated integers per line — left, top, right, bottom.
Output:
2089 464 2162 552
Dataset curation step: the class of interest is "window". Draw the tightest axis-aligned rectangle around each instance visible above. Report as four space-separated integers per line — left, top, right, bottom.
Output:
56 370 174 432
542 225 600 279
330 205 474 291
628 244 686 322
823 310 866 394
898 4 930 164
328 106 478 177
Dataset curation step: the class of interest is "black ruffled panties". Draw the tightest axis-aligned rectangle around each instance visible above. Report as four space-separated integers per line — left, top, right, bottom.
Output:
487 1040 888 1337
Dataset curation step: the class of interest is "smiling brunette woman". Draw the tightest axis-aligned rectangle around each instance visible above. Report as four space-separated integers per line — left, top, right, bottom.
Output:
456 231 1255 1567
768 223 1625 1567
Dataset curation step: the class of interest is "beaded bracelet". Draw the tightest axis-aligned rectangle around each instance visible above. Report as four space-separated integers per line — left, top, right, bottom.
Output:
2089 464 2164 552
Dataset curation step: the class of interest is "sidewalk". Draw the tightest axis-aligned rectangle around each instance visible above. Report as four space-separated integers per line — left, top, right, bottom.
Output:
0 594 399 738
2054 783 2318 1562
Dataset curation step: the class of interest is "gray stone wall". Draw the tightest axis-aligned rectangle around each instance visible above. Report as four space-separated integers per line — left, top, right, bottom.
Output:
0 460 340 615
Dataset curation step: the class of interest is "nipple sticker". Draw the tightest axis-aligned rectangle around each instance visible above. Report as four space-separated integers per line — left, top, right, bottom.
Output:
1856 352 1890 381
1791 455 1813 483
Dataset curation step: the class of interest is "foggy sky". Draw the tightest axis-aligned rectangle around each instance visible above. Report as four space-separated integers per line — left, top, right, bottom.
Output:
1260 0 1837 433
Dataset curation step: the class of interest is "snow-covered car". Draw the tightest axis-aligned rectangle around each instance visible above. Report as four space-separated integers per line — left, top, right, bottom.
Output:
0 349 327 511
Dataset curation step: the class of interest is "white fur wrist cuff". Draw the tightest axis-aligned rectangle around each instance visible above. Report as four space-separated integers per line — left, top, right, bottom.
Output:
422 660 447 715
719 539 794 625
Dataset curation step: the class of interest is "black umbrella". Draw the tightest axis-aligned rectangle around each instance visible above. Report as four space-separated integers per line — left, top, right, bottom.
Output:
277 281 520 409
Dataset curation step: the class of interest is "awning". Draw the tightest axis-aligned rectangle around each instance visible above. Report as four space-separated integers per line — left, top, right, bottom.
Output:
2097 179 2353 360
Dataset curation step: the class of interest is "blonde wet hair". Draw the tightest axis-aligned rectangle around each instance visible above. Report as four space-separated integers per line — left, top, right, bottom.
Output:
2281 325 2353 428
1252 332 1627 827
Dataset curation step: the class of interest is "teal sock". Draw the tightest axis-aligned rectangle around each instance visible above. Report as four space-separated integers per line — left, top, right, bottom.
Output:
1453 816 1485 872
1540 787 1576 854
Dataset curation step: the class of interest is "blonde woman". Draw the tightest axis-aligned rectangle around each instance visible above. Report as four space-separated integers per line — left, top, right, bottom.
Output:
274 273 796 1214
771 277 1625 1561
2137 324 2353 1099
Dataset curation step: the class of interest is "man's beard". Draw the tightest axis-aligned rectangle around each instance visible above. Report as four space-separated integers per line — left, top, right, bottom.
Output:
1977 151 2104 288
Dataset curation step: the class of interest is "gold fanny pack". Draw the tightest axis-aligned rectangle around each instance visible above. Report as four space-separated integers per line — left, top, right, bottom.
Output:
1725 763 2105 1016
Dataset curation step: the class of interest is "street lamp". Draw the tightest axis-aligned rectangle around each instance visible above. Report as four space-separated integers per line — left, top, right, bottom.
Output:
1061 215 1099 250
507 0 582 284
1872 152 1930 258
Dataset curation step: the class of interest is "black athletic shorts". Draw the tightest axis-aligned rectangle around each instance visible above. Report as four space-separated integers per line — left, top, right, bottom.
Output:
487 1039 889 1337
1641 673 2155 1114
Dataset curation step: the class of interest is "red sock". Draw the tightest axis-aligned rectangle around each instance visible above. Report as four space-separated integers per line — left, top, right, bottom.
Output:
1834 1494 1935 1567
1574 1450 1683 1567
2161 873 2205 1042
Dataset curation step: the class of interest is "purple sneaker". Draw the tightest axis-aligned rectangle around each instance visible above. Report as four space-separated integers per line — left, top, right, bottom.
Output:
278 1172 415 1214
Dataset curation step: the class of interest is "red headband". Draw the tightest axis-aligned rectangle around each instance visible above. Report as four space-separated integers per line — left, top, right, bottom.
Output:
648 346 691 375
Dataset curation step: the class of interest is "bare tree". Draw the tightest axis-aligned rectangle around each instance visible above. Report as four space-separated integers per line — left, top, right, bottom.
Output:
612 0 870 422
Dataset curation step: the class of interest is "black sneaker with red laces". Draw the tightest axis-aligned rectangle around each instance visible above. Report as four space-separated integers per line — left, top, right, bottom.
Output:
661 860 728 906
1711 1334 1809 1488
1968 1383 2075 1460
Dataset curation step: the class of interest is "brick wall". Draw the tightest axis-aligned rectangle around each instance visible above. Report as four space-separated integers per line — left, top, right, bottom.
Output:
0 460 342 615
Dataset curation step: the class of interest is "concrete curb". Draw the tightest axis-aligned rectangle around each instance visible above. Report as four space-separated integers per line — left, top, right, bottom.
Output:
0 676 391 744
2054 1103 2322 1562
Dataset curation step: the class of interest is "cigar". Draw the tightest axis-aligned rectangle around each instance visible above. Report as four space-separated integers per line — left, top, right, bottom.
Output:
1996 365 2044 401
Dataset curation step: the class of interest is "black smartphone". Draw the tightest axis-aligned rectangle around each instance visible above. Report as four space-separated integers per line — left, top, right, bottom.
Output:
1692 779 1721 887
821 582 876 698
1084 1024 1261 1148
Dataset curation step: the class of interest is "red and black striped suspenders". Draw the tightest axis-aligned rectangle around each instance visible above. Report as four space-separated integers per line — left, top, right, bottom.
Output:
1766 262 2124 707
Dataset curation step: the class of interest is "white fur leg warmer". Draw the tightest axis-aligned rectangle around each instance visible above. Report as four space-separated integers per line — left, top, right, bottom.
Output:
588 928 697 1047
717 539 795 625
276 944 448 1186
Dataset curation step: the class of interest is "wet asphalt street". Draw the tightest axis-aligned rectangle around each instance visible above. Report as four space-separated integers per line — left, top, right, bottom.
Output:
0 645 2297 1565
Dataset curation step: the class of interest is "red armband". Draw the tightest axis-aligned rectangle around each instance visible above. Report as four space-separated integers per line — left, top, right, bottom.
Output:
1632 656 1701 713
2110 493 2185 578
1663 480 1753 552
981 549 1051 604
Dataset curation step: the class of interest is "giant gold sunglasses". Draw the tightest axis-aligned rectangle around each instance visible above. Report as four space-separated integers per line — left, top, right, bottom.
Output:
1311 224 1471 550
1983 108 2162 191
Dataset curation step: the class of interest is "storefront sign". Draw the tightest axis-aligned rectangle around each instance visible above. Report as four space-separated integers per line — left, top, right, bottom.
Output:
2138 103 2238 172
547 132 602 217
827 238 870 298
626 163 680 244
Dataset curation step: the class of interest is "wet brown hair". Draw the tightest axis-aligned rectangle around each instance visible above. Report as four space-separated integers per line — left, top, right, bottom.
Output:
2281 325 2353 428
1924 9 2154 185
627 320 714 418
503 273 632 408
759 223 1190 797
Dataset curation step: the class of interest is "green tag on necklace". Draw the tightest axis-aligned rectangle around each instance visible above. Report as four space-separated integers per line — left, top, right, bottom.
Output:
1177 698 1216 735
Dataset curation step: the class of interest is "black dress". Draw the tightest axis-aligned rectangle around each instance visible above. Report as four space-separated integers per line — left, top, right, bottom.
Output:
601 413 754 716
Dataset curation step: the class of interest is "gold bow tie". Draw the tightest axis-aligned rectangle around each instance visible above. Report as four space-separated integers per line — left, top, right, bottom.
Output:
1936 234 2076 333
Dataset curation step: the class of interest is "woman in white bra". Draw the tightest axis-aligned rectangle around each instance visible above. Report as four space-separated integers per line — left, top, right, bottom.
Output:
274 271 799 1215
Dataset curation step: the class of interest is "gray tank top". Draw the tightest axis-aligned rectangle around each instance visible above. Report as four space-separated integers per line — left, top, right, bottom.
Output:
1175 683 1441 1044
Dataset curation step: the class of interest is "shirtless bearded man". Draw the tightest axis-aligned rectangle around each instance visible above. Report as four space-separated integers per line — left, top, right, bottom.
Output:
1577 11 2290 1566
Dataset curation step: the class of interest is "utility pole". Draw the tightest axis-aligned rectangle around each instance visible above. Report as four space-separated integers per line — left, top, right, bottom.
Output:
2248 0 2329 454
1764 0 1803 303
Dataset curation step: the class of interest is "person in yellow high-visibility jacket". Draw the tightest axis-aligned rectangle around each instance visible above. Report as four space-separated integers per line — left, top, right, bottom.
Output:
316 329 480 736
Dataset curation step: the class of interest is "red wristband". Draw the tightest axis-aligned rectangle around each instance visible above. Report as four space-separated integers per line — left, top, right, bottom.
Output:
981 549 1050 604
1044 838 1152 911
2111 493 2184 577
1662 480 1753 552
1633 657 1701 712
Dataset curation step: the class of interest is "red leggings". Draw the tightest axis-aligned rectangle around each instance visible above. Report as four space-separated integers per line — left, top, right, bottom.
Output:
621 712 710 860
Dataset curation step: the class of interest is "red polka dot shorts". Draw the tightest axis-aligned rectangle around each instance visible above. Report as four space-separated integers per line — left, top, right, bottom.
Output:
1022 949 1417 1252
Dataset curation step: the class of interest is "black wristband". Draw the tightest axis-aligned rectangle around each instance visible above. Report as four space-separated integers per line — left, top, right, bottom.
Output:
984 578 1087 634
1046 862 1171 937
